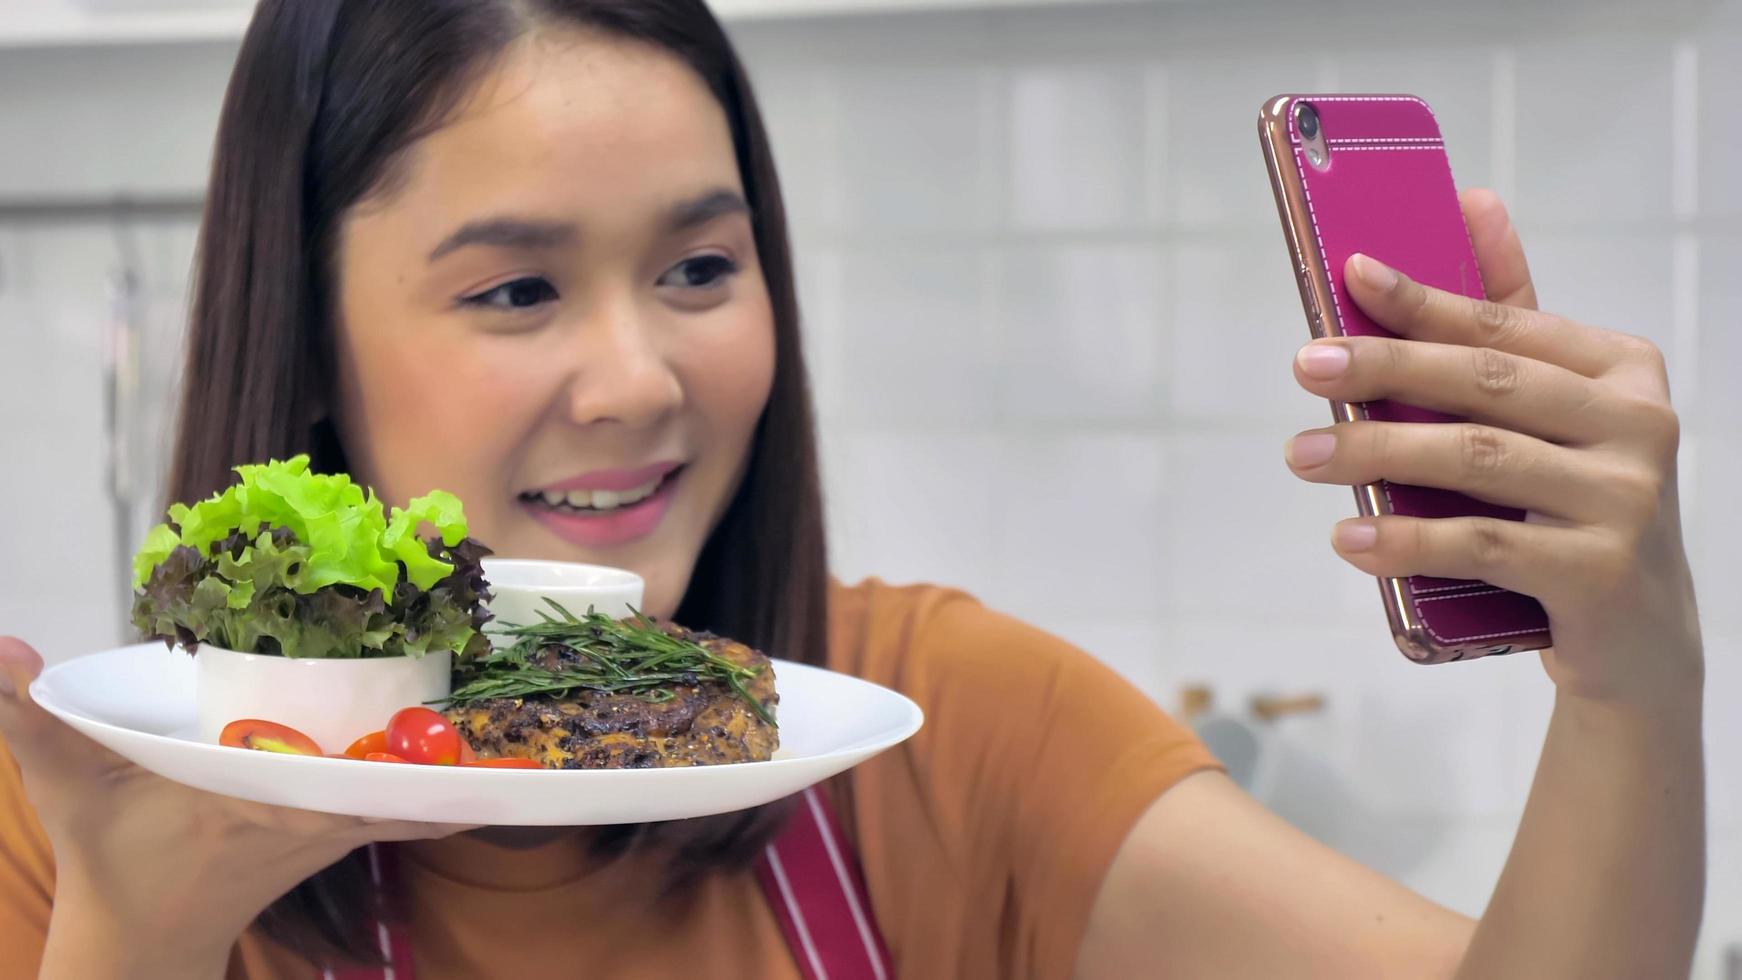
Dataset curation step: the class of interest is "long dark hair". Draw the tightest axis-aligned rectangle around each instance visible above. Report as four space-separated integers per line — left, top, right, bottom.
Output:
170 0 828 964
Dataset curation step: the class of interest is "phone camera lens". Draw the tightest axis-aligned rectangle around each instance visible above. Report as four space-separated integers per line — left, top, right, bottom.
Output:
1297 103 1320 140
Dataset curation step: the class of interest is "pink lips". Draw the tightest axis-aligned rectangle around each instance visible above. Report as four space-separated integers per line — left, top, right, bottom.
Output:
539 461 681 493
522 463 682 550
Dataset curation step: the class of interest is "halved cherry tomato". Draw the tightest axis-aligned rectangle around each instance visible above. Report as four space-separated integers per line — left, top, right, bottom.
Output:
344 730 389 760
219 719 323 757
458 739 477 765
364 752 411 764
386 707 463 766
461 758 545 770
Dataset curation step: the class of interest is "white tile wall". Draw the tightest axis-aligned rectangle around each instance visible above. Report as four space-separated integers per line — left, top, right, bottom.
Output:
1163 432 1376 624
829 64 1000 233
1166 238 1319 423
0 45 232 197
1698 235 1742 435
1164 51 1322 230
1523 231 1691 399
829 246 999 426
751 64 842 233
994 243 1167 423
1007 62 1151 230
1696 35 1742 218
1693 436 1742 641
984 431 1166 618
822 430 1000 592
1511 36 1677 227
3 1 1740 974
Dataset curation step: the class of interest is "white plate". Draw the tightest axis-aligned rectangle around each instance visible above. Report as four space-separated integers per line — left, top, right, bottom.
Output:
31 645 923 826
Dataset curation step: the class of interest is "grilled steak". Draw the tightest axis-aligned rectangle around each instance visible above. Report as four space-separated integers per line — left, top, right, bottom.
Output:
445 626 777 769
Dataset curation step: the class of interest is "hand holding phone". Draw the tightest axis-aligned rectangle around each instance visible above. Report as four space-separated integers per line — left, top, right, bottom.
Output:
1257 94 1552 663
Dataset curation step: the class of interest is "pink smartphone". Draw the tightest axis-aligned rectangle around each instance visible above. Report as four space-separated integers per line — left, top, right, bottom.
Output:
1257 93 1552 664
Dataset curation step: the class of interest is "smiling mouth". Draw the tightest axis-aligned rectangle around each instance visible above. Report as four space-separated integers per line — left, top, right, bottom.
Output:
518 468 678 515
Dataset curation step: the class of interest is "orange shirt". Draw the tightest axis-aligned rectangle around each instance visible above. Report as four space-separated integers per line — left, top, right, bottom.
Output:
0 581 1217 979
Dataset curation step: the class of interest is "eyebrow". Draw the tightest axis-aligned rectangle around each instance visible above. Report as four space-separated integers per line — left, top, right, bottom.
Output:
665 188 752 233
427 217 576 262
426 189 752 264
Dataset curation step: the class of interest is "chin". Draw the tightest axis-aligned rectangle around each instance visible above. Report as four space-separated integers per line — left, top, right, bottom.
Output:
635 562 691 622
494 516 697 621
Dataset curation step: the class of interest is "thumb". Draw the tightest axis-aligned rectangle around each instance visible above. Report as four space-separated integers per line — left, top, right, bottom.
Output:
1459 188 1538 311
0 636 45 703
0 637 120 777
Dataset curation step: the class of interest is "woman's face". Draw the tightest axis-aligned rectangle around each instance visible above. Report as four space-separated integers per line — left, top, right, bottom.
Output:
333 30 775 620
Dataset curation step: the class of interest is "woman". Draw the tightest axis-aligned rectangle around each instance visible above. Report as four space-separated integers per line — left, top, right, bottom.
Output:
0 1 1704 977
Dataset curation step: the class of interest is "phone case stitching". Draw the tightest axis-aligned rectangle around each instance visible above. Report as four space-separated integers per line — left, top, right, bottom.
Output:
1409 582 1498 596
1432 625 1548 643
1325 137 1446 144
1292 141 1445 149
1414 588 1507 603
1290 120 1508 648
1301 96 1429 104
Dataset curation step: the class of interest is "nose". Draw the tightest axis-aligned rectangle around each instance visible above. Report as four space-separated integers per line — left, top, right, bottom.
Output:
562 296 683 428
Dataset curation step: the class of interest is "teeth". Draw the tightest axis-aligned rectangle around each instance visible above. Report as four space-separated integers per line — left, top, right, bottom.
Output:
535 475 664 513
617 477 661 505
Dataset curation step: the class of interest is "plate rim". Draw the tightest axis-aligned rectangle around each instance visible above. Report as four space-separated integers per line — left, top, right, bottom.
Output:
31 644 925 779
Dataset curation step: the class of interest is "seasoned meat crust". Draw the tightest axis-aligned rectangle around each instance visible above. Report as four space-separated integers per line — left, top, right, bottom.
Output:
445 625 778 769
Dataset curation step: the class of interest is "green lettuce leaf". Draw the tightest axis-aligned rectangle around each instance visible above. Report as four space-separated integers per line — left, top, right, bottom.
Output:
130 524 182 592
382 491 467 591
128 456 493 660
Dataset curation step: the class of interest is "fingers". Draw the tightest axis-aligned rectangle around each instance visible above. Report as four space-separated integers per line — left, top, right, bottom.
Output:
1458 188 1538 310
0 636 43 696
1285 421 1630 524
1342 252 1631 380
222 797 482 854
1327 514 1614 605
1292 336 1618 445
0 637 120 778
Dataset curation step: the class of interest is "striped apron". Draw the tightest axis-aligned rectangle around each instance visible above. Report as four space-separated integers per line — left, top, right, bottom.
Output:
324 786 894 980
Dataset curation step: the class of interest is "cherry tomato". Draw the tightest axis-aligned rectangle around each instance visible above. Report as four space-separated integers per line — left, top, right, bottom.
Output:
385 707 462 766
461 758 545 770
364 752 411 764
458 739 477 765
344 730 389 760
219 719 323 757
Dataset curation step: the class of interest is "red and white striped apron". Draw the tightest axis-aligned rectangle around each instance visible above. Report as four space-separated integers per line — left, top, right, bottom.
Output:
324 785 894 980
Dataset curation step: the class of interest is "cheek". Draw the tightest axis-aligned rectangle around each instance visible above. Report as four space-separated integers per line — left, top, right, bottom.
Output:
691 297 776 449
332 292 544 526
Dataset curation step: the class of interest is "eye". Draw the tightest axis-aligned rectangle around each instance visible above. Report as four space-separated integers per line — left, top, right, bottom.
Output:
657 254 738 290
461 276 558 311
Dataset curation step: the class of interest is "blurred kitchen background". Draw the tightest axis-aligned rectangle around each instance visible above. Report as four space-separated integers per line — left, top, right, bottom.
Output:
0 0 1737 973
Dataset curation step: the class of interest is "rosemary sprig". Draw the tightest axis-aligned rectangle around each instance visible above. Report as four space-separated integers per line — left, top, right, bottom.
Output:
447 599 776 726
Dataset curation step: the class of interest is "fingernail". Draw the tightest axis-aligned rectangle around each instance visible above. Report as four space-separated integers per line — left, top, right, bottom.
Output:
1352 253 1399 292
1297 343 1351 379
1287 433 1337 468
1334 521 1379 552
